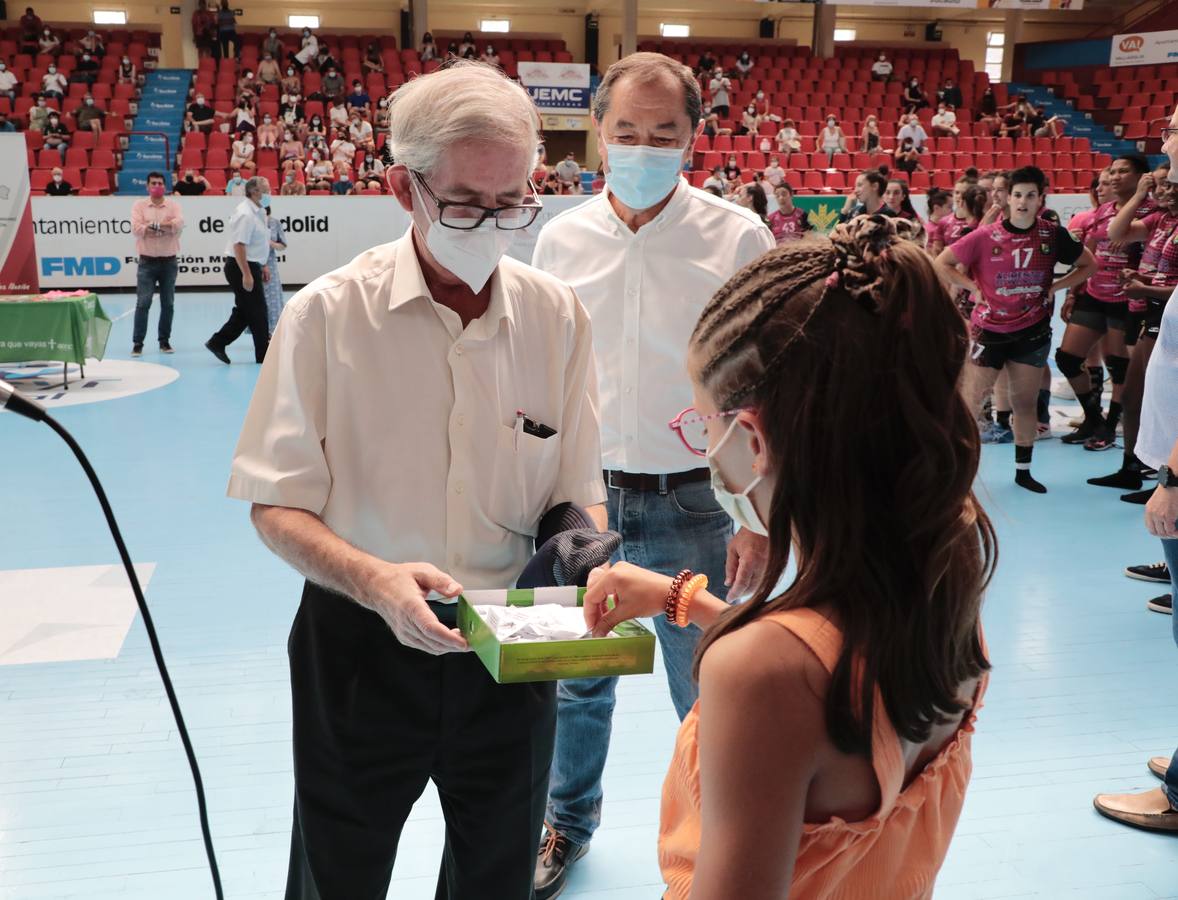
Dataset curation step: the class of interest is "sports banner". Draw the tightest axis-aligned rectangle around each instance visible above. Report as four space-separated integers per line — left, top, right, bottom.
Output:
1110 29 1178 68
0 134 40 294
518 62 591 114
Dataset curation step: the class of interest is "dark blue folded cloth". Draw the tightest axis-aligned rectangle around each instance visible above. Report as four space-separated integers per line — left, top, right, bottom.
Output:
516 502 622 589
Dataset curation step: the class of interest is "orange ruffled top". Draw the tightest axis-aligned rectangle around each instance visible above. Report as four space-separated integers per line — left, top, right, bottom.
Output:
658 607 986 900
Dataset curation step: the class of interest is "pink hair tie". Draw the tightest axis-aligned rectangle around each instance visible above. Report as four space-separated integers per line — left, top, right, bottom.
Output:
825 271 841 288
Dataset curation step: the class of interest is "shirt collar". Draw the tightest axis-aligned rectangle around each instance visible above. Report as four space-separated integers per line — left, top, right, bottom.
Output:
601 176 691 237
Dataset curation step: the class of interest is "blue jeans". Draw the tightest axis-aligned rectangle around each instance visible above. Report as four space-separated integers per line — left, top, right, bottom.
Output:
132 256 178 345
546 478 733 847
1163 537 1178 808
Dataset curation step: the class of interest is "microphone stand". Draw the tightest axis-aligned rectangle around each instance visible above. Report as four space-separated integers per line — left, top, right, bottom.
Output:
1 383 224 899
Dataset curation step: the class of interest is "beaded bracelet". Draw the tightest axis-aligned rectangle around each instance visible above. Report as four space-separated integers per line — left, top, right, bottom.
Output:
676 574 709 628
665 569 693 623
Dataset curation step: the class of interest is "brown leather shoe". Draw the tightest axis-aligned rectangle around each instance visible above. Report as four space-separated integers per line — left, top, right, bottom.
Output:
1093 787 1178 833
1149 757 1172 780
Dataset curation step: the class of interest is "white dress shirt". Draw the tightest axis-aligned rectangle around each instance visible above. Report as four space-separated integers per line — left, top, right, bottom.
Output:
897 122 929 149
1137 284 1178 471
227 228 605 590
224 198 271 262
532 178 775 475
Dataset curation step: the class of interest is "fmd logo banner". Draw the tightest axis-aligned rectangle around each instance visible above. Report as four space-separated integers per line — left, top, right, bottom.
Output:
519 62 590 114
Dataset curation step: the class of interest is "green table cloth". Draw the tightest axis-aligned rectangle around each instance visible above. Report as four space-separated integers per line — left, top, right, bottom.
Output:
0 292 111 365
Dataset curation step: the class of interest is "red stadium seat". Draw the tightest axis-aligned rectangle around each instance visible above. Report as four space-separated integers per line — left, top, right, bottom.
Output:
64 147 89 168
83 168 110 193
91 149 117 169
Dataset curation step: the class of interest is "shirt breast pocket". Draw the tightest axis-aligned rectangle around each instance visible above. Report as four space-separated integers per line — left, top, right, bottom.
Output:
489 425 563 537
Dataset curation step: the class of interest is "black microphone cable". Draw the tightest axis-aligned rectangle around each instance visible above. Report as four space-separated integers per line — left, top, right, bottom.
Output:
1 382 224 899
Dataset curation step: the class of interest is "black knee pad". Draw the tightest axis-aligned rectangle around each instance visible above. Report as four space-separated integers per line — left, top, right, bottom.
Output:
1106 355 1129 385
1055 349 1086 379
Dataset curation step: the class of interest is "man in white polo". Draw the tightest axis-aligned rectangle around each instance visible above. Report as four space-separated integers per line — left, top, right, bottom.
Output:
226 61 605 899
530 51 775 899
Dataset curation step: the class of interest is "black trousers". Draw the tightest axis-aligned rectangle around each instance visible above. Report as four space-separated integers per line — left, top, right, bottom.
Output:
212 256 269 363
285 582 557 900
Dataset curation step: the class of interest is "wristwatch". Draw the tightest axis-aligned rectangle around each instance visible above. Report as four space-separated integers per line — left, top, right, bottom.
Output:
1157 465 1178 489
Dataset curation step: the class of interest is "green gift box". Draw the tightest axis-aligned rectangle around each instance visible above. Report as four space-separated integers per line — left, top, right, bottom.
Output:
457 586 655 684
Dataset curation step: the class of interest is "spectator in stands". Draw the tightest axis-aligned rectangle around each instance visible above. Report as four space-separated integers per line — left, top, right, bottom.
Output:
839 171 891 221
893 136 922 176
258 53 281 85
175 168 210 195
234 68 256 102
419 33 436 64
938 78 963 110
541 172 560 195
216 0 239 60
884 178 920 222
374 96 391 130
817 115 847 163
305 112 327 144
591 164 605 194
292 28 318 72
483 45 501 68
41 64 67 100
904 77 929 113
262 28 284 61
708 70 731 119
78 29 105 58
871 51 893 82
28 95 50 132
753 89 777 124
723 154 742 188
861 114 882 153
315 43 338 74
281 66 301 97
1034 113 1065 140
41 110 70 160
702 112 731 139
280 82 303 117
71 52 101 86
231 132 257 171
187 93 215 132
356 153 384 186
979 85 997 117
896 113 928 152
38 27 61 57
702 166 725 194
348 112 375 156
330 129 356 175
192 0 215 57
263 204 287 333
768 183 811 243
45 166 73 196
226 168 247 196
280 170 306 195
740 103 764 137
0 63 18 103
931 103 960 138
347 80 370 112
365 42 386 74
735 181 769 225
555 152 581 187
305 149 333 190
332 170 354 194
734 50 754 77
117 54 137 85
280 129 305 174
458 31 476 56
319 67 345 105
0 111 14 133
461 43 478 61
230 97 256 133
257 113 280 149
74 94 104 135
763 155 786 188
445 41 459 61
696 50 716 79
776 117 801 154
327 99 349 130
19 8 43 54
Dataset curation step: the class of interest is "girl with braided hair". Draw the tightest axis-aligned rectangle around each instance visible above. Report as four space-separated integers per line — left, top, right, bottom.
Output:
581 215 996 898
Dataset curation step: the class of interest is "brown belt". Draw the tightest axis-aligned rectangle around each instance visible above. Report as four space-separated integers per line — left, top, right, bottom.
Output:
604 468 710 492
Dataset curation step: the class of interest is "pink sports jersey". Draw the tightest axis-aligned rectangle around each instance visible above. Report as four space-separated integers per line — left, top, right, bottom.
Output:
1079 200 1145 303
768 207 810 243
925 215 947 252
951 219 1076 334
1067 208 1096 238
1151 222 1178 289
937 214 974 249
1133 212 1178 310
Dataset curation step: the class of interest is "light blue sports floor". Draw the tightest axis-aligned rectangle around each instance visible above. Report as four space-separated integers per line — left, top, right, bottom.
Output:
1 292 1177 899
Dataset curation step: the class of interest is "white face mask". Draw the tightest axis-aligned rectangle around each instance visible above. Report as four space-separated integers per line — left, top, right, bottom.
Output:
706 416 768 537
412 178 517 294
603 143 685 211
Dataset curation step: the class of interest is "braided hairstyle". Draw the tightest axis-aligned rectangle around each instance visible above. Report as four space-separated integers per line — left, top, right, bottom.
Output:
689 214 995 756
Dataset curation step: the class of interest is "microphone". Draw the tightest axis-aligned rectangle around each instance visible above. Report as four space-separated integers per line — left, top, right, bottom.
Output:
0 380 47 422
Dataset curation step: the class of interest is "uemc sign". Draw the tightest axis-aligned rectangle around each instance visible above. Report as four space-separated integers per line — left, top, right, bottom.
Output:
519 62 591 114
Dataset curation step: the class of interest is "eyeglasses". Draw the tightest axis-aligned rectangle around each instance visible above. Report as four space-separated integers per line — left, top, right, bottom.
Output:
668 406 752 457
412 172 542 231
1162 127 1178 141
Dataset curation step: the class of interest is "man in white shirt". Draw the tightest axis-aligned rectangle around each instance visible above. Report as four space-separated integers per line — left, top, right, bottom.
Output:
896 113 929 152
0 62 17 100
530 51 774 899
871 52 893 82
708 69 731 119
206 176 272 364
931 103 960 137
763 155 786 188
227 62 606 900
555 151 581 186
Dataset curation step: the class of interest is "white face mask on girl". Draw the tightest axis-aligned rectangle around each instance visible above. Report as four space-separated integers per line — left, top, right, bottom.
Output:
706 415 768 537
411 177 517 294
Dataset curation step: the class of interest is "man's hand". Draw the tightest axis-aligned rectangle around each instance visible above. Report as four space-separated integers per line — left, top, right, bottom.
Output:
725 528 770 599
1145 486 1178 539
242 270 255 291
364 561 468 654
262 265 271 283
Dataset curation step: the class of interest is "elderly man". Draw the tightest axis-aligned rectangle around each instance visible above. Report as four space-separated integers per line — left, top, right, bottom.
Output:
530 51 775 898
206 175 271 364
227 61 605 899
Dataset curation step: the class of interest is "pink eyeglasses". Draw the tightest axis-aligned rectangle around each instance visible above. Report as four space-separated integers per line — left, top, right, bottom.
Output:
668 406 752 457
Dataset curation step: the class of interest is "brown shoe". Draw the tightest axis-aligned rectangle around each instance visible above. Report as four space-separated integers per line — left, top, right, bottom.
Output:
1149 757 1172 780
1093 787 1178 833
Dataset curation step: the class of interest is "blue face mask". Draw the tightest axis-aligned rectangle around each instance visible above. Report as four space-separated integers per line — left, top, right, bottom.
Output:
603 143 686 211
259 193 271 208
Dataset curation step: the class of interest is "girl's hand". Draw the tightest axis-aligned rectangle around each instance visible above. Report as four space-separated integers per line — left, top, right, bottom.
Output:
583 562 674 637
